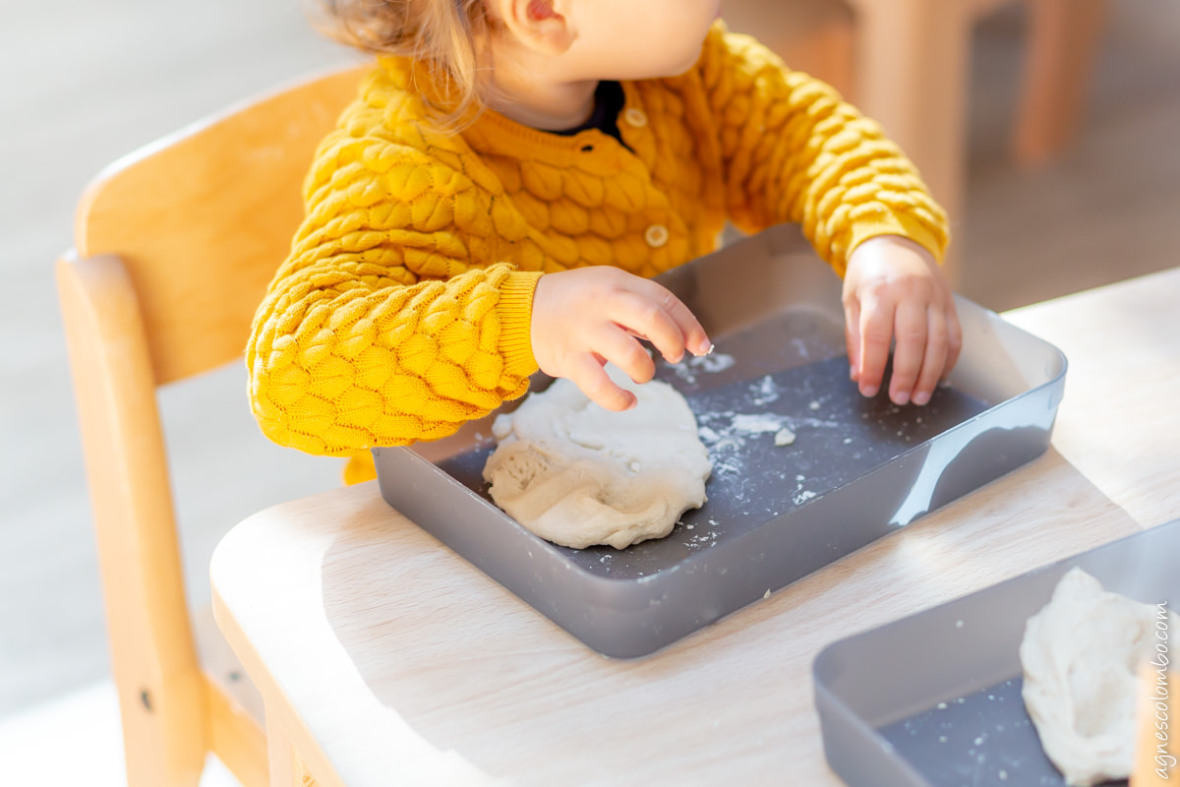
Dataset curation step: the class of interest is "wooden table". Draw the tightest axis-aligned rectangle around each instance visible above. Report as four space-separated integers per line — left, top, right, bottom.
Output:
212 268 1180 786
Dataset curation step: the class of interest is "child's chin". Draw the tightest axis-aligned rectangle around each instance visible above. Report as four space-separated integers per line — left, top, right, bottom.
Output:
649 43 709 78
666 49 707 77
607 38 708 81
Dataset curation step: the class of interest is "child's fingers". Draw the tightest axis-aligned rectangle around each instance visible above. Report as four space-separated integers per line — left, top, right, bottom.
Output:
629 279 711 356
887 300 928 405
570 353 636 411
593 325 657 385
608 291 688 364
857 298 895 397
843 299 862 382
912 306 949 405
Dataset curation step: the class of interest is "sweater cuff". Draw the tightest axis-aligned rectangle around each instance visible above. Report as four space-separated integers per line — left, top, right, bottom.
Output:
845 213 948 274
495 270 544 380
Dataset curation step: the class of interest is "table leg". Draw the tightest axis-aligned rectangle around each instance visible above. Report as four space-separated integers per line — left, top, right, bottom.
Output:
851 0 974 284
1013 0 1109 166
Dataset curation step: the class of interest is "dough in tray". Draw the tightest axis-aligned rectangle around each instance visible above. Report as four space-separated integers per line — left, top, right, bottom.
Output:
483 364 712 549
1020 567 1178 786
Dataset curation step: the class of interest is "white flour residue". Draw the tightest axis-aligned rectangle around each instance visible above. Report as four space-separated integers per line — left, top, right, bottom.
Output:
668 352 736 385
694 409 843 506
685 527 720 550
698 410 840 458
696 352 735 373
708 454 747 486
698 410 792 461
696 411 801 502
750 374 780 405
684 516 721 551
730 413 789 435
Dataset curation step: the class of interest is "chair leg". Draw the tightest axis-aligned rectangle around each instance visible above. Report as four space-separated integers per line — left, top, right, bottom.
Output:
117 676 206 787
1013 0 1110 166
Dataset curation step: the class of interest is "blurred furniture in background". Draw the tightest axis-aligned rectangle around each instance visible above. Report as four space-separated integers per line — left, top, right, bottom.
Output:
722 0 1110 282
56 65 364 787
1013 0 1110 166
720 0 858 98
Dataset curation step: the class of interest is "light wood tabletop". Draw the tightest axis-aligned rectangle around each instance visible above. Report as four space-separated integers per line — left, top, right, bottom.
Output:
212 267 1180 786
1003 266 1180 530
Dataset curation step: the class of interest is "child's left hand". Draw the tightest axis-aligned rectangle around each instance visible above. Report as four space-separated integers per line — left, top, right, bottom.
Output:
842 235 962 406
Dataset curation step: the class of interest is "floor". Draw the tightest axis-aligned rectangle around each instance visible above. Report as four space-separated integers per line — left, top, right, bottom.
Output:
961 2 1180 310
2 0 1178 781
0 681 239 786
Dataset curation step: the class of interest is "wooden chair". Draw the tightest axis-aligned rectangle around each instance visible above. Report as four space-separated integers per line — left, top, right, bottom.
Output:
56 64 366 787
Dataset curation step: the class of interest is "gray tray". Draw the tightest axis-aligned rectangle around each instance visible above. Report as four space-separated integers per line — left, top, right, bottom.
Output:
373 224 1067 658
814 518 1180 787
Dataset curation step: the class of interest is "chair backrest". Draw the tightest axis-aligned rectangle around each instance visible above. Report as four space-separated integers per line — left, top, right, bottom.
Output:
56 64 366 787
74 65 367 385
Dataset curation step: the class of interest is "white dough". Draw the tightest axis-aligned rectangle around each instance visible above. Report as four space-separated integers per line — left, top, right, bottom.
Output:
1020 567 1179 786
482 365 712 550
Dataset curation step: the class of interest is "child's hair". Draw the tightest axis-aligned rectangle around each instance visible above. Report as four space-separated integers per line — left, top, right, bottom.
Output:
312 0 492 127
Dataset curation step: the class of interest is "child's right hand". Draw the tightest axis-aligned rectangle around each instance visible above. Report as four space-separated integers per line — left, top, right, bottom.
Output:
530 267 712 411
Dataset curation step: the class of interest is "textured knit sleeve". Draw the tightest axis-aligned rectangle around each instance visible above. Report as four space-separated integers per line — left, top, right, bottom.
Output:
698 24 950 275
246 114 542 456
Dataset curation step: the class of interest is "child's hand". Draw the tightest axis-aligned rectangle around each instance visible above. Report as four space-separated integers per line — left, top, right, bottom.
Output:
530 267 712 411
842 236 962 406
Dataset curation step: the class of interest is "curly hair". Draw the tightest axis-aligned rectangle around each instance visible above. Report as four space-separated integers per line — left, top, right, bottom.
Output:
311 0 493 128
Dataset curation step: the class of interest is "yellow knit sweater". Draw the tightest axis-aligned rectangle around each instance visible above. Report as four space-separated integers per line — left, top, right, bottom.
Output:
246 23 949 483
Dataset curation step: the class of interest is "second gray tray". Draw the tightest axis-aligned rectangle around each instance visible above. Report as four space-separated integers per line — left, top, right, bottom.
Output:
814 518 1180 787
373 225 1067 658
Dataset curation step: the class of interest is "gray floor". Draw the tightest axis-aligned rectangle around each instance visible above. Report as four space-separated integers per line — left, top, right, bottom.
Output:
2 0 1178 718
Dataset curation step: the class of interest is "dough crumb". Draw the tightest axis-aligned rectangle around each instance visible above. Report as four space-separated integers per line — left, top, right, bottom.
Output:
773 428 796 446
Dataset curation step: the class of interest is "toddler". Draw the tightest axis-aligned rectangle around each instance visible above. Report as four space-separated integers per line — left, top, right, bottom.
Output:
247 0 961 484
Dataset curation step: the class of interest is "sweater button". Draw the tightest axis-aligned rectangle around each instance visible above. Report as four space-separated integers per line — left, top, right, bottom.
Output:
645 224 669 248
623 108 648 128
